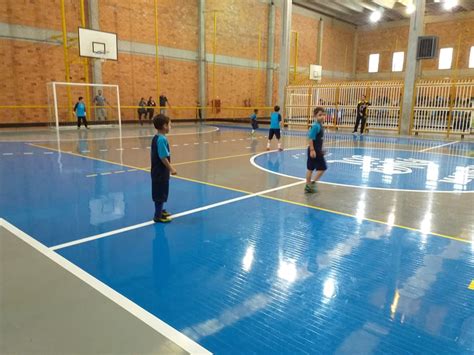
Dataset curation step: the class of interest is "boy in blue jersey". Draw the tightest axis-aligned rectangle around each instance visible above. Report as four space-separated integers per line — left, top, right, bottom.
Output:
250 109 258 135
73 97 88 129
151 114 177 223
266 105 283 151
305 107 327 193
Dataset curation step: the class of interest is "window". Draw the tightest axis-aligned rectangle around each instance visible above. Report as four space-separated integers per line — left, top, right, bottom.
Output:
392 51 404 72
368 53 380 73
438 47 453 69
469 46 474 68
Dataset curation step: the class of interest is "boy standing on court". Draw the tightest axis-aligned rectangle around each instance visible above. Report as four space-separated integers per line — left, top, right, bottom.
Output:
305 107 327 193
74 96 88 129
151 114 177 223
250 109 258 135
267 105 283 151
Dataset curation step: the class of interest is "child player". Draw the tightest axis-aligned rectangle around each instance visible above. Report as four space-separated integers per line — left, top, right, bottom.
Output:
151 114 177 223
267 105 283 151
250 109 258 135
305 107 327 193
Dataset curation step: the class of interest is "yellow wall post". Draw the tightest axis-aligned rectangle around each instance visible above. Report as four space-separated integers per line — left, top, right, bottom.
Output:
256 32 262 106
293 31 299 83
212 11 217 104
60 0 73 121
79 0 91 117
154 0 160 98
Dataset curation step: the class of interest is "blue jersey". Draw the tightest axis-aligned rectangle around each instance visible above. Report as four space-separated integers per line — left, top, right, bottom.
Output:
308 122 321 140
157 134 170 159
270 112 281 129
74 102 86 117
308 121 324 153
250 113 257 121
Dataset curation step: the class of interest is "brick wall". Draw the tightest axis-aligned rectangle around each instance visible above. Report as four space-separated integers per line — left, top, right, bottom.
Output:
356 16 474 79
0 0 84 32
9 1 470 124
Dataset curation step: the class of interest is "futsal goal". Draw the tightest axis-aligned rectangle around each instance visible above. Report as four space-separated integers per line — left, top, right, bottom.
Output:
46 82 122 131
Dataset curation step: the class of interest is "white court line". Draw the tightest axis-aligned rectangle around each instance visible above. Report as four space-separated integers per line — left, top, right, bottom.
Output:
0 126 220 143
114 170 126 174
86 174 98 178
194 142 199 145
127 169 138 172
419 141 460 152
43 152 54 154
132 147 140 150
0 218 211 355
100 172 112 176
115 148 124 151
2 153 13 156
81 150 90 153
250 148 474 194
49 180 304 251
23 152 34 155
99 149 108 152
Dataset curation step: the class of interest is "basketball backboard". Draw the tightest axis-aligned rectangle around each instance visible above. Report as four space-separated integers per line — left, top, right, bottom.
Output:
78 27 118 61
309 64 322 81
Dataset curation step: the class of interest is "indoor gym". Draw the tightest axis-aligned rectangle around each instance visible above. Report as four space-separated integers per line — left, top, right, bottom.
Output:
1 0 474 354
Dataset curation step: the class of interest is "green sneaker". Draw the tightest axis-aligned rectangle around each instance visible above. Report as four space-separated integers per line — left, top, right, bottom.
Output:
153 216 172 223
161 210 171 218
304 184 316 193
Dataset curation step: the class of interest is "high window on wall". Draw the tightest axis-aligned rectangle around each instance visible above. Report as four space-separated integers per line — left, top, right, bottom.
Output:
368 53 380 73
469 46 474 68
392 52 404 72
438 47 453 70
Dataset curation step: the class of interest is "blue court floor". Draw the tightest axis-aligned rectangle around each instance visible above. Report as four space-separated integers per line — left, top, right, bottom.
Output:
1 127 473 354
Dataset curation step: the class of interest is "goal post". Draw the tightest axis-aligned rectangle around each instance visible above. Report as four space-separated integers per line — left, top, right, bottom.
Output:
46 82 122 131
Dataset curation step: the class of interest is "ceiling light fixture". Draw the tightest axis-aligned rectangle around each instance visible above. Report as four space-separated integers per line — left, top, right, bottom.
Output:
444 0 458 10
406 3 415 14
370 10 382 22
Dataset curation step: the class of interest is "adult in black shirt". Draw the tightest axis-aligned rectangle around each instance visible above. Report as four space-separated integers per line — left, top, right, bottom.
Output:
353 95 371 135
159 93 170 114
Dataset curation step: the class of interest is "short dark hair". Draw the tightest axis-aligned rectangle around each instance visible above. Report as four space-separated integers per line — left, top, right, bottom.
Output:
254 109 258 113
274 105 280 112
313 107 325 115
153 114 170 130
78 96 83 100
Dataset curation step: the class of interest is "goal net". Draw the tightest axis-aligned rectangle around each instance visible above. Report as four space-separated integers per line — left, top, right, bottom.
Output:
46 82 122 131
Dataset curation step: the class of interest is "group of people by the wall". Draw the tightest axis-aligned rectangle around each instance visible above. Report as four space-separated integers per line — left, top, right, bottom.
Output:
138 94 170 125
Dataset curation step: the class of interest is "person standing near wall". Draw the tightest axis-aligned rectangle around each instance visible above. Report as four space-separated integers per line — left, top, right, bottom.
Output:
353 94 371 135
147 96 156 121
159 93 171 115
93 89 108 121
138 97 147 125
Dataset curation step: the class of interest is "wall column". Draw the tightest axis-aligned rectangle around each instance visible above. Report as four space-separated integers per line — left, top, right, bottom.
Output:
400 0 425 135
88 0 102 85
278 0 292 111
198 0 206 119
265 1 276 107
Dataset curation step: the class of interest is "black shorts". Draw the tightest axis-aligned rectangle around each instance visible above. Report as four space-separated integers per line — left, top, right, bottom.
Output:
268 128 281 140
306 147 327 171
251 121 259 129
152 176 170 202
